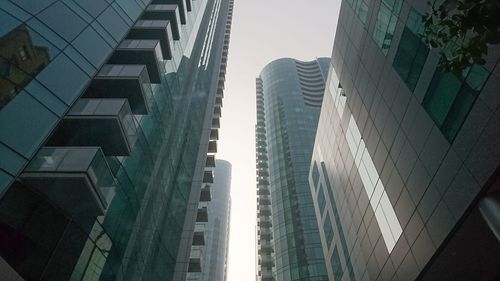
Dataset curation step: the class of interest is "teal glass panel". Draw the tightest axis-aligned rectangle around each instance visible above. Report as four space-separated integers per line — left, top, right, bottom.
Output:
324 212 334 249
423 64 488 141
393 8 429 91
0 143 26 175
465 64 489 91
331 246 344 281
423 70 461 127
441 85 476 140
317 183 326 215
346 0 371 25
373 0 402 54
312 161 320 189
0 91 58 157
0 169 13 193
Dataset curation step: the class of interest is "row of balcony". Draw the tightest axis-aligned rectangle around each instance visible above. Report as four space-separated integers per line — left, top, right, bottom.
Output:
188 0 234 276
21 2 191 219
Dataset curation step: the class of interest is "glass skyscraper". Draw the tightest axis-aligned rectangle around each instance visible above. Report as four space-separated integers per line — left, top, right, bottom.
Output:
309 1 500 280
0 0 233 280
200 159 231 281
255 58 330 281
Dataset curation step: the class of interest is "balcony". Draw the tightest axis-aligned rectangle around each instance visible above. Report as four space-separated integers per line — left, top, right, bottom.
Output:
210 129 219 140
20 147 115 217
199 185 211 202
202 170 213 184
108 40 164 83
47 99 136 156
85 64 152 115
127 20 173 59
192 231 205 246
206 155 216 167
142 4 181 40
215 97 222 107
213 106 221 117
188 246 203 272
152 0 188 24
212 117 220 129
196 207 208 222
208 141 217 153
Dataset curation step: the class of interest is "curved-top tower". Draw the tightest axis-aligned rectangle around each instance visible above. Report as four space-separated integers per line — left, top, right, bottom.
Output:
255 57 329 281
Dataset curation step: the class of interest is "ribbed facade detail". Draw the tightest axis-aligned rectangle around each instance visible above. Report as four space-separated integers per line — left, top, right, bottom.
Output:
255 77 274 281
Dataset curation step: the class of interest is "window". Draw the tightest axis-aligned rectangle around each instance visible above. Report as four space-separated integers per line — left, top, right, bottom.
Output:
373 0 403 55
393 8 429 91
331 246 344 281
317 183 326 215
311 161 320 189
323 212 335 250
423 64 489 141
346 0 371 24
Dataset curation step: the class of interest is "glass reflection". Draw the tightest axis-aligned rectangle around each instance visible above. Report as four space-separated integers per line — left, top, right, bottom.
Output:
0 24 57 109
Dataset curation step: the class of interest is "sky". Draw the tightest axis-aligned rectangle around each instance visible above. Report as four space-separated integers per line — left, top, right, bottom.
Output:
216 0 342 280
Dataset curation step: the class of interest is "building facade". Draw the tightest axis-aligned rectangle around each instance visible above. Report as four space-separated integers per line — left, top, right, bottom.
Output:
199 159 231 281
0 0 233 280
309 0 500 280
255 58 330 281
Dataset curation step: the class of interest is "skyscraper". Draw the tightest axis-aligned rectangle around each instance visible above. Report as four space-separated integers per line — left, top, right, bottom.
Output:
309 1 500 280
255 58 330 281
199 159 231 281
0 0 233 280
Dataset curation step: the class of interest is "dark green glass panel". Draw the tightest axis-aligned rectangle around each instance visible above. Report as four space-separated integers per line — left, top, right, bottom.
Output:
423 70 461 127
393 27 429 91
317 184 326 214
331 246 344 280
312 161 320 188
465 64 489 91
441 84 476 140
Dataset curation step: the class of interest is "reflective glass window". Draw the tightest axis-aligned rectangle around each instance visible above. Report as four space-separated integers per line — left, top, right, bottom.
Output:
0 142 26 175
0 91 58 157
115 0 142 21
36 53 89 105
75 0 108 16
345 0 371 24
0 2 31 21
0 169 13 193
25 79 67 116
312 161 320 188
331 246 344 281
14 0 58 14
1 13 60 109
373 0 402 55
323 212 334 249
64 45 96 77
98 6 129 42
317 183 326 215
72 26 112 68
423 64 489 141
393 9 429 91
36 2 86 41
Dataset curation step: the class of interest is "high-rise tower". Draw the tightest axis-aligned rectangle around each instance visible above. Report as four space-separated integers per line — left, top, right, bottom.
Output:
0 0 233 280
199 159 231 281
309 1 500 280
255 58 330 281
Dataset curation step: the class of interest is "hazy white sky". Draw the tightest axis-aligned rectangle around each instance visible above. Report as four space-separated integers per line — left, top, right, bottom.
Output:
217 1 341 280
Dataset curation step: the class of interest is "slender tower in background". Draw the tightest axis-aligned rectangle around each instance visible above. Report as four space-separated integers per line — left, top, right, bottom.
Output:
0 0 233 280
255 58 330 281
199 159 232 281
309 0 500 280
